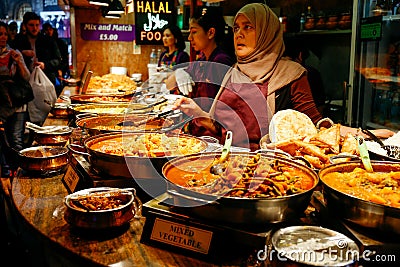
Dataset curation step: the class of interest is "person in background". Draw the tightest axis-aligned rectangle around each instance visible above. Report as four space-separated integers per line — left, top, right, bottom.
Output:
284 39 326 114
165 7 235 136
18 23 26 36
42 22 69 93
6 21 18 48
0 22 31 177
14 12 62 94
172 3 393 150
158 25 189 70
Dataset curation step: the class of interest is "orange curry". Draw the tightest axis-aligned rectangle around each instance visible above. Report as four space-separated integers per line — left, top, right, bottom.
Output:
322 167 400 208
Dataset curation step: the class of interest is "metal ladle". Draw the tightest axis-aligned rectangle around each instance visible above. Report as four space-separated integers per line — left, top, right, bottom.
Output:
210 131 233 175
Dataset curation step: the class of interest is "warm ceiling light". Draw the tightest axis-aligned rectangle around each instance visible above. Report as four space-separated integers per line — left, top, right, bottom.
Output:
105 14 121 19
101 7 121 19
108 0 124 15
88 0 110 6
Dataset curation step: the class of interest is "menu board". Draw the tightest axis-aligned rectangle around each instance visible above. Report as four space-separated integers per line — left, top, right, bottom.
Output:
80 23 135 42
134 0 175 45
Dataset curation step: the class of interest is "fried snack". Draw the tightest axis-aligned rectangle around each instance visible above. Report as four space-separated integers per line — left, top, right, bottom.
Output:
303 155 325 169
269 109 318 143
311 124 341 153
87 73 137 92
268 124 359 169
293 140 330 162
341 133 358 154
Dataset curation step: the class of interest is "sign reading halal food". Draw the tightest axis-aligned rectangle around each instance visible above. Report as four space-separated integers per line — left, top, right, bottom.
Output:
134 0 174 45
80 23 135 42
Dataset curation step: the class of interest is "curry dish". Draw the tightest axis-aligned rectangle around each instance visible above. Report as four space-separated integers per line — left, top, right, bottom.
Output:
89 133 206 157
322 167 400 208
69 191 131 211
78 96 131 103
165 154 316 198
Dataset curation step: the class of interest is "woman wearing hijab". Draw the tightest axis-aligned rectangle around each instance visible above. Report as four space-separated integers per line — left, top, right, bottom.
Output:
172 3 317 150
173 3 393 150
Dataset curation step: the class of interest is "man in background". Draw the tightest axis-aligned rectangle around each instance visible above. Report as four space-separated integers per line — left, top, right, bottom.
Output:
13 12 62 93
284 39 326 115
6 21 18 48
42 22 69 94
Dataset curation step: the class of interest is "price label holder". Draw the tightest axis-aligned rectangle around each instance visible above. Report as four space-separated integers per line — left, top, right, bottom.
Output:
140 193 273 263
62 162 88 194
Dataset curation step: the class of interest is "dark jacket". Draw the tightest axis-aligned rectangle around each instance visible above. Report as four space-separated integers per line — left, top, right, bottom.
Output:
13 33 61 86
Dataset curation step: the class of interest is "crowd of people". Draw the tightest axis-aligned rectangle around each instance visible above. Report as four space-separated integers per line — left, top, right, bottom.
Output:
0 11 68 177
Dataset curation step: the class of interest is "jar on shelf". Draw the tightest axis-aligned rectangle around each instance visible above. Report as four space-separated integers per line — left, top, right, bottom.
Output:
325 15 338 30
338 13 352 30
304 17 315 30
315 16 326 30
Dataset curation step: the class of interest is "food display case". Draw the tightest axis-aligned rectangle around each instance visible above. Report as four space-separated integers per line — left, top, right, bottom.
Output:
349 0 400 130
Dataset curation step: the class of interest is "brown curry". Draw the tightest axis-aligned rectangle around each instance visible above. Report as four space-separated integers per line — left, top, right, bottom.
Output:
165 154 316 198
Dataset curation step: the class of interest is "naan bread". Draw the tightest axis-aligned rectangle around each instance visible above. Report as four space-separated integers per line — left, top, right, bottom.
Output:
269 109 318 143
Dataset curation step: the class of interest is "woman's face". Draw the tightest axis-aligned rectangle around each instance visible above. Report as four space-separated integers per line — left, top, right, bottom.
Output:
0 26 8 48
188 21 212 52
162 28 176 48
233 14 256 58
44 26 54 37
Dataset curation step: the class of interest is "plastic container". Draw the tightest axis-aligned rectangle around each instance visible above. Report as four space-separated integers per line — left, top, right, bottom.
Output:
110 67 127 75
147 63 157 78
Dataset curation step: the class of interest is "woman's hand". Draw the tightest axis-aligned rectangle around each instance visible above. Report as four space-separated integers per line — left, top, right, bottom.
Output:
369 129 395 139
10 49 24 64
340 125 395 139
21 49 35 58
34 61 45 69
172 97 205 117
172 97 218 134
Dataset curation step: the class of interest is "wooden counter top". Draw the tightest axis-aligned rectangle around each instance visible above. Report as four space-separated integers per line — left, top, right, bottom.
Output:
11 173 230 266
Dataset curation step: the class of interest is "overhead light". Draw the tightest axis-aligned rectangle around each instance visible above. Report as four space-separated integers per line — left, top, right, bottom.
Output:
101 7 121 19
88 0 110 6
105 14 121 19
108 0 124 15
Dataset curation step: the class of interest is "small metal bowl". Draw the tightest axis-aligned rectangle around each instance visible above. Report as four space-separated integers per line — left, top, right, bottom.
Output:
35 127 73 146
50 103 73 118
64 187 140 229
271 226 359 267
19 146 69 175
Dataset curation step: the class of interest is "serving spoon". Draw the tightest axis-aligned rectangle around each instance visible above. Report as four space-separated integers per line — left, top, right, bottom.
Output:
357 135 373 173
26 122 71 134
210 131 233 175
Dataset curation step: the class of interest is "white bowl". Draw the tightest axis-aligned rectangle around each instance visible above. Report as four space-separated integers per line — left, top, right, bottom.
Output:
131 73 142 81
110 67 127 75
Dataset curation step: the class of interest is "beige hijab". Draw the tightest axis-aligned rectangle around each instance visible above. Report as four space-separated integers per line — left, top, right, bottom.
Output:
210 3 305 116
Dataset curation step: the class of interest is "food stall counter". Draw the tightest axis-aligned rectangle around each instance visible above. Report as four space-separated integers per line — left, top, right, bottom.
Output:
9 86 247 267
